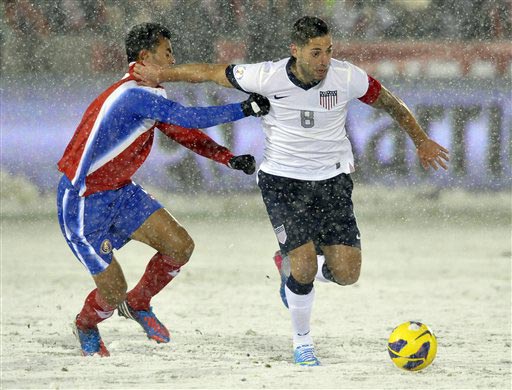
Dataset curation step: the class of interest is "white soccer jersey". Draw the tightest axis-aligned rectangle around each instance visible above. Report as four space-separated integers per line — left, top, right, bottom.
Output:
227 58 370 180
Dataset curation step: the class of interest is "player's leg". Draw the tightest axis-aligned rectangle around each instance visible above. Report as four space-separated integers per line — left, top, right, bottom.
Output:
276 246 332 285
314 254 331 282
118 208 192 343
129 207 193 305
316 172 362 285
258 171 320 365
110 184 193 342
272 250 290 307
77 258 127 330
284 241 321 365
73 257 127 357
57 176 128 356
130 207 194 265
129 208 194 310
274 243 321 366
320 244 361 285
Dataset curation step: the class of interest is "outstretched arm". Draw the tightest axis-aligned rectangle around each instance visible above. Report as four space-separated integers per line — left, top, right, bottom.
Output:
123 88 268 129
134 62 233 88
371 85 449 171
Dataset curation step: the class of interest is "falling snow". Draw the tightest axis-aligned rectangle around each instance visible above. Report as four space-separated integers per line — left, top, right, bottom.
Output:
1 1 511 389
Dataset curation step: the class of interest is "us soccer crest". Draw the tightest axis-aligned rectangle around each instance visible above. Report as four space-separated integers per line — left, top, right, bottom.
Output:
319 90 338 109
274 224 287 244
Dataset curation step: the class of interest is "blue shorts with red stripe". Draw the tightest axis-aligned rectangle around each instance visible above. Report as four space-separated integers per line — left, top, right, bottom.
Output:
56 176 162 275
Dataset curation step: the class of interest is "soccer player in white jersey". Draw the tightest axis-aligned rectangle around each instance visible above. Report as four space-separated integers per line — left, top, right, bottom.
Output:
134 16 449 366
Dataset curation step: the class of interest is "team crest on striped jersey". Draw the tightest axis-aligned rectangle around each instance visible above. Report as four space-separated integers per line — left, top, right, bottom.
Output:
100 239 112 254
319 90 338 110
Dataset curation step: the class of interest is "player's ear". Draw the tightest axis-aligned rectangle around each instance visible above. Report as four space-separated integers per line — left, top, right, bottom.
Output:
138 49 150 61
290 43 298 58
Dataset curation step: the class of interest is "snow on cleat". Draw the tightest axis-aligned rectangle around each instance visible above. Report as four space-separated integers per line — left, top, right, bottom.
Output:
273 251 290 308
118 301 170 343
294 344 321 366
72 319 110 357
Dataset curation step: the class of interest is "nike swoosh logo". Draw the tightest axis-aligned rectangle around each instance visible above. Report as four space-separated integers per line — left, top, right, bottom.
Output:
274 95 289 100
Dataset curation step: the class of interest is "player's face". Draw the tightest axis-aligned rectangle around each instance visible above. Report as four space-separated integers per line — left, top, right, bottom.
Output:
291 34 333 83
144 37 175 68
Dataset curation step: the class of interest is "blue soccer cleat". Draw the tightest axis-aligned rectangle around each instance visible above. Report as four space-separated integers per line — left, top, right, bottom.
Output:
294 344 321 366
72 319 110 357
118 301 170 343
273 251 290 308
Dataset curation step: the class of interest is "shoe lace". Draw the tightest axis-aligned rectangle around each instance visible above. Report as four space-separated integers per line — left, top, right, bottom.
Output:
297 346 317 362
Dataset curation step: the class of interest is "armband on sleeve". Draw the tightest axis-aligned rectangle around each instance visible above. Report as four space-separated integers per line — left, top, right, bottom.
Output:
358 76 382 105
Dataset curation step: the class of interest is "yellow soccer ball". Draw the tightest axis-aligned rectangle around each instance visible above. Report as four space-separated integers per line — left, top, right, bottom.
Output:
387 321 437 371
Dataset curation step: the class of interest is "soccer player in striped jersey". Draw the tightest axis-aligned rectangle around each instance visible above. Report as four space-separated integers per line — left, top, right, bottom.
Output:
134 16 449 366
57 22 270 357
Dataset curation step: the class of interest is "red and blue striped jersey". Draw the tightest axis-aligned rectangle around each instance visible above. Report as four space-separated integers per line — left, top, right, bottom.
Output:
58 64 243 196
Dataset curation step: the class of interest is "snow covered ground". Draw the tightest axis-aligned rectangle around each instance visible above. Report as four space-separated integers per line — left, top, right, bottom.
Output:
1 186 510 389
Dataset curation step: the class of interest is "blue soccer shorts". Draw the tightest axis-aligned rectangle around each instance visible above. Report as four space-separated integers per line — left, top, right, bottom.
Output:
257 170 361 254
57 176 163 275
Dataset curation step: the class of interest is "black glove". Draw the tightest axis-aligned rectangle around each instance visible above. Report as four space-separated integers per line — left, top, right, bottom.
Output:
228 154 256 175
241 93 270 117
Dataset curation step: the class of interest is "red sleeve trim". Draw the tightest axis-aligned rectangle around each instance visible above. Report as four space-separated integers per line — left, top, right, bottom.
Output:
157 123 234 165
358 75 382 105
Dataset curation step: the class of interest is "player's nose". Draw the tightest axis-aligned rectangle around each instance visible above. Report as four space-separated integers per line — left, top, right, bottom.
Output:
320 53 330 65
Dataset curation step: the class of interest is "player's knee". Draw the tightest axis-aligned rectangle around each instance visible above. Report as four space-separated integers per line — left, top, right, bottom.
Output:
177 230 194 265
293 263 318 284
161 228 194 266
178 235 194 265
289 244 318 284
333 267 360 285
331 260 361 285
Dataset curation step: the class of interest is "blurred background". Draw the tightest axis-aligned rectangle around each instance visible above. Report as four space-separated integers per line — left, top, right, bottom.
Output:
1 0 511 199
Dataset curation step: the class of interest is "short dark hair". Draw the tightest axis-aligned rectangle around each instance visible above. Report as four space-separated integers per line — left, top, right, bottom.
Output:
291 16 330 46
125 22 172 62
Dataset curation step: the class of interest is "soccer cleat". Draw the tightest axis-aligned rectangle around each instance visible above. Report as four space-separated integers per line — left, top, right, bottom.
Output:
72 319 110 357
294 344 321 366
273 251 290 308
118 301 170 343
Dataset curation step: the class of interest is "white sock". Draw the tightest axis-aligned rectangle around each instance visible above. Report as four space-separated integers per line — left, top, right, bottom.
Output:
285 285 315 349
315 255 330 283
283 253 330 282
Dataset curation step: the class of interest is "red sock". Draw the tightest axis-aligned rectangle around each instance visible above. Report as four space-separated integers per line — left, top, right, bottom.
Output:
126 253 182 311
76 289 115 329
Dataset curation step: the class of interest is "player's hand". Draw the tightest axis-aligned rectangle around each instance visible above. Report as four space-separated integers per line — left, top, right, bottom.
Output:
417 139 450 171
134 62 162 86
241 93 270 117
228 155 256 175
